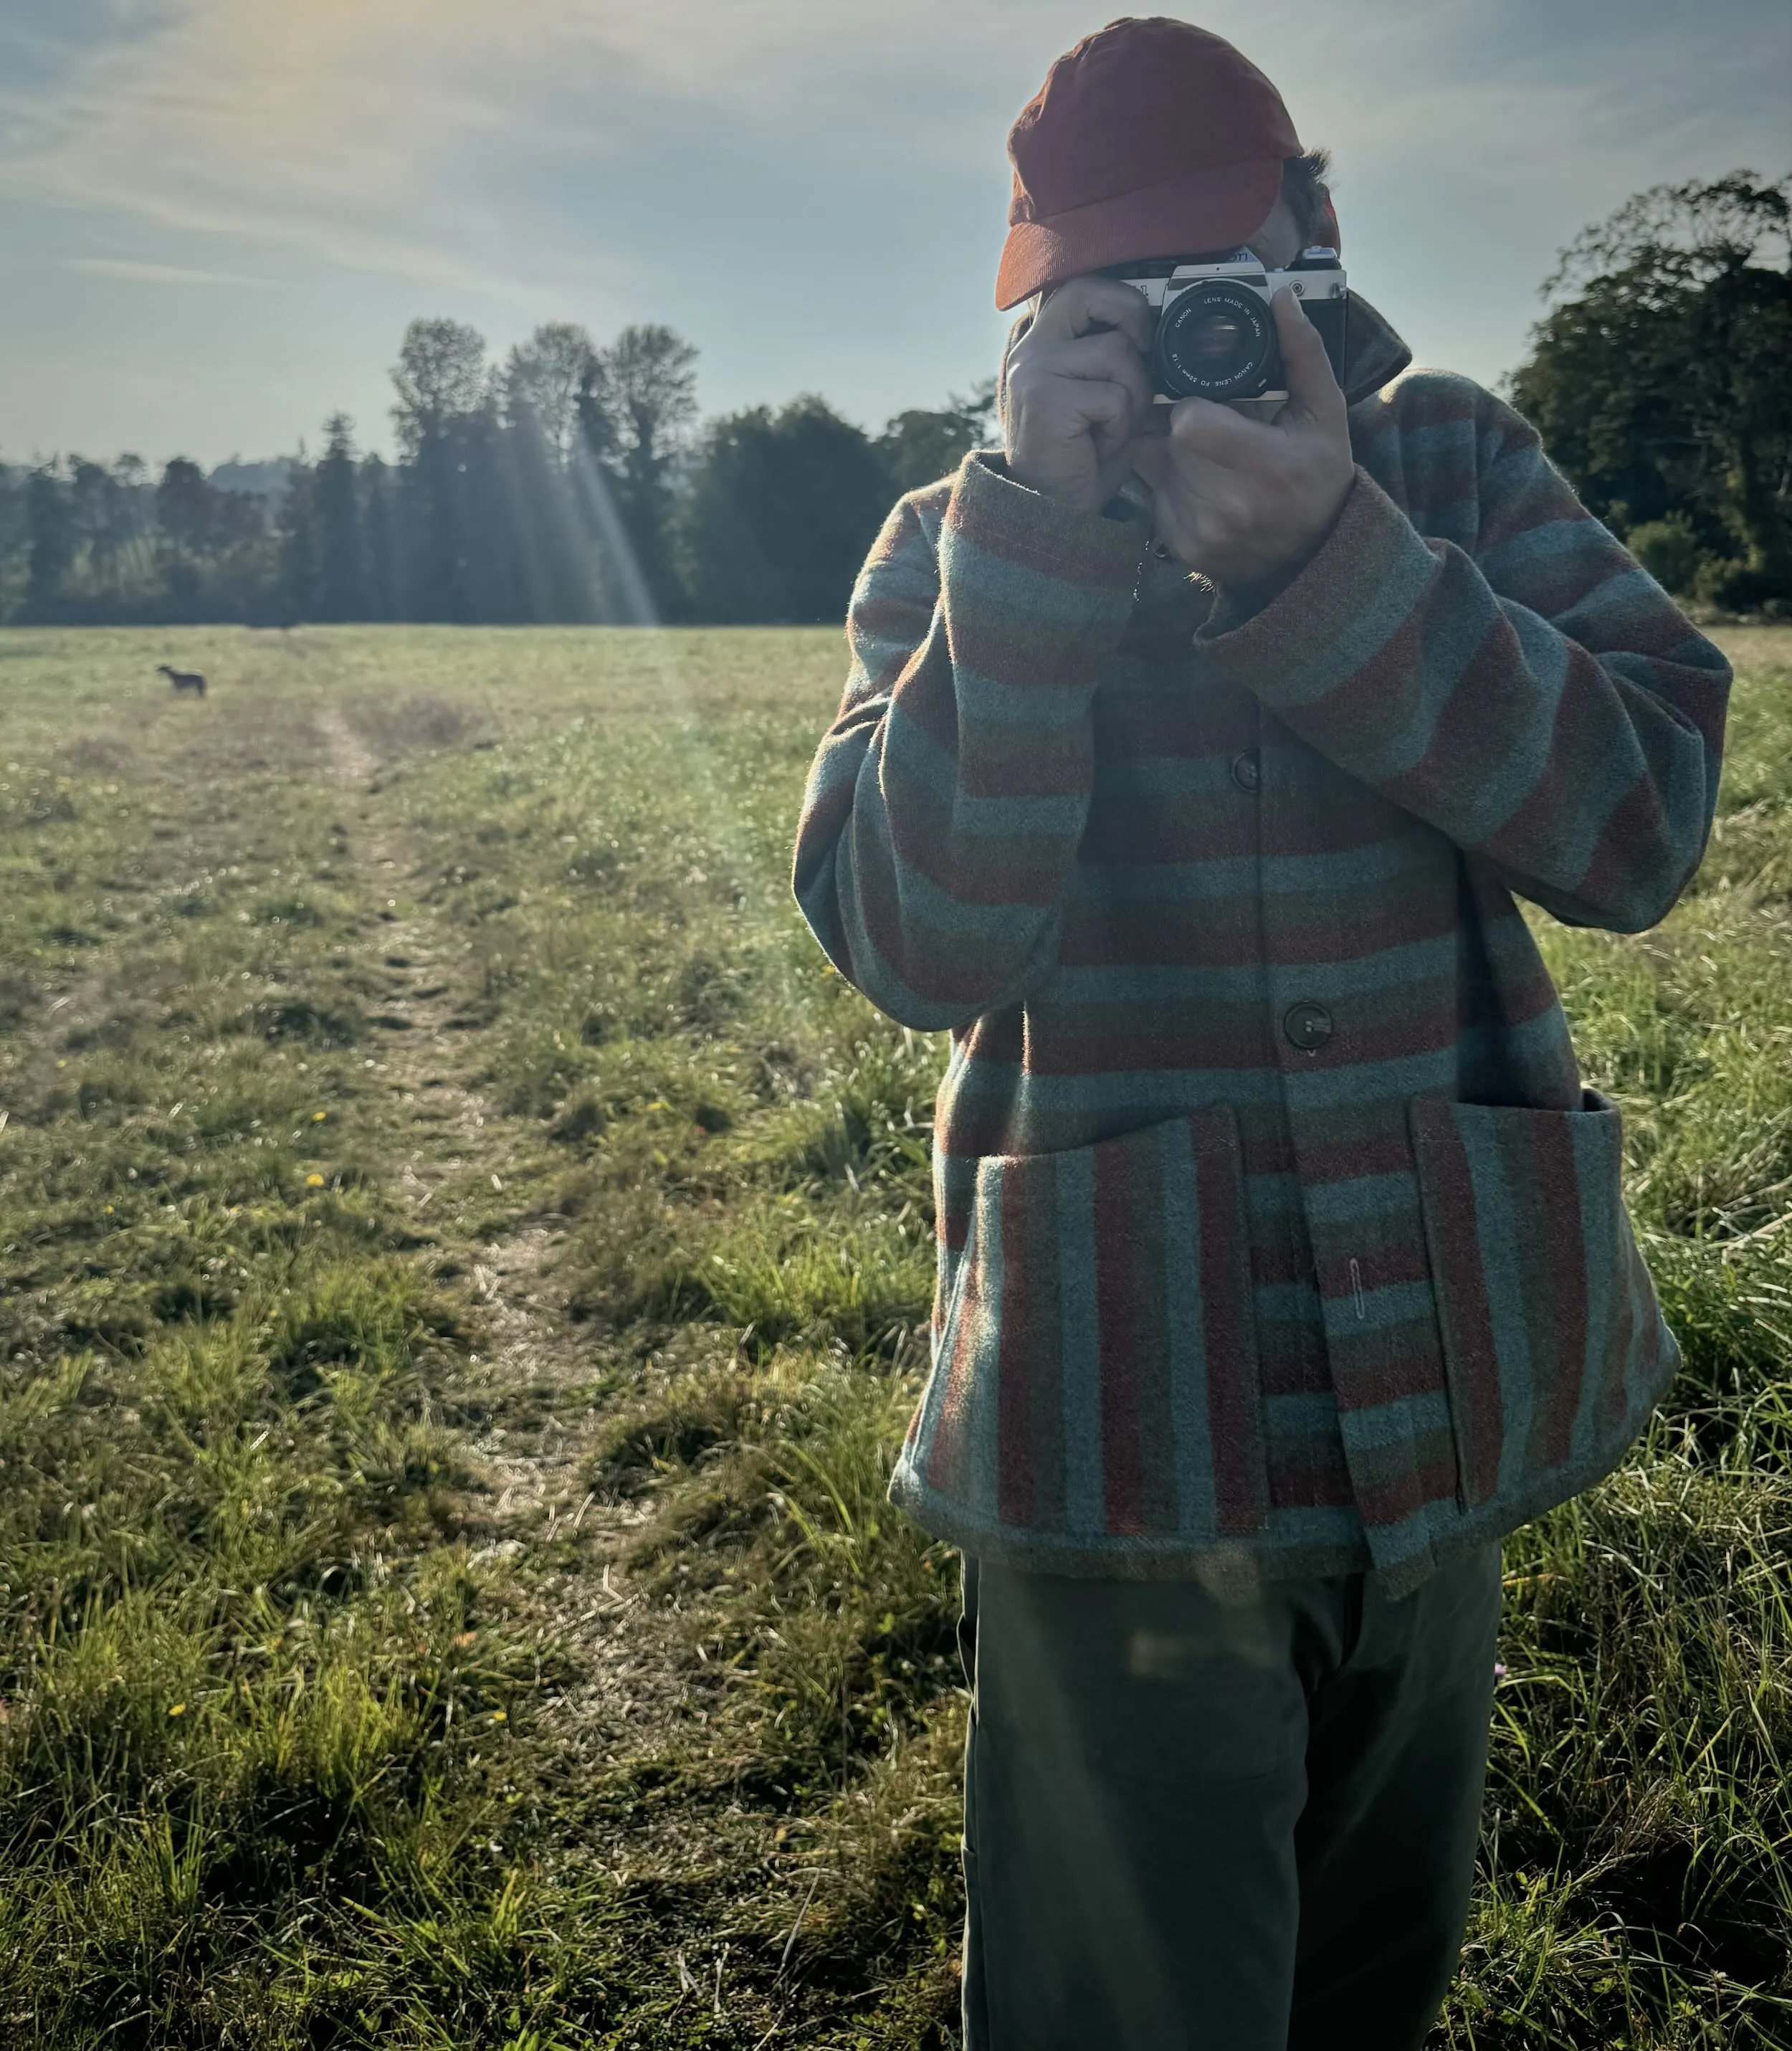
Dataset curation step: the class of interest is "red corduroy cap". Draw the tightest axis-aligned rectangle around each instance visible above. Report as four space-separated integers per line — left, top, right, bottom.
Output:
996 17 1302 310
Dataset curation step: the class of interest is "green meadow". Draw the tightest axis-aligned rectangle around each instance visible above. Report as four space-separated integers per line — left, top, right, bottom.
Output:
0 621 1786 2049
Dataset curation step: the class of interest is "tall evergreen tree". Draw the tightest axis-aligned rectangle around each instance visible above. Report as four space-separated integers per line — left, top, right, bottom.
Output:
359 453 401 621
275 450 320 624
24 465 76 619
314 414 365 620
0 464 26 617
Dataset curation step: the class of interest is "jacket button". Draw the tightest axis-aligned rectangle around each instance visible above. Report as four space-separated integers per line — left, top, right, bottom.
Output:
1283 1001 1333 1052
1230 748 1262 793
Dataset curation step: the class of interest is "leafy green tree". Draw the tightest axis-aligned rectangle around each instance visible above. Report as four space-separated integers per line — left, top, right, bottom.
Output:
879 378 999 495
679 395 892 624
1626 513 1703 596
390 318 491 460
576 323 699 617
155 458 221 606
67 457 143 606
505 323 598 467
389 321 501 620
1511 173 1791 605
148 458 268 621
497 399 608 623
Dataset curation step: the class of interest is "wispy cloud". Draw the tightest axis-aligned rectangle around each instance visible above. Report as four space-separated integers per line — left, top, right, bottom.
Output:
59 254 267 285
2 1 556 295
7 0 1785 298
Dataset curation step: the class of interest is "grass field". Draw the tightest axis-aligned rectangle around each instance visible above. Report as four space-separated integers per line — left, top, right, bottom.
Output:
0 620 1786 2049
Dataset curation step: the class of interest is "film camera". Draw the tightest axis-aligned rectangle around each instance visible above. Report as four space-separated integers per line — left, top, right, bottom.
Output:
1106 247 1348 405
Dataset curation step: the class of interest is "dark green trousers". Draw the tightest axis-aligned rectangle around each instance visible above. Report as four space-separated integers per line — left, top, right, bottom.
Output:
959 1544 1502 2051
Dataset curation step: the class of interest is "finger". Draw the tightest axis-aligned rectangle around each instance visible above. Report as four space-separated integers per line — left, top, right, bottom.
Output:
1166 396 1272 468
1041 331 1155 417
1081 381 1147 475
1011 359 1148 452
1069 379 1136 441
1270 289 1347 429
1031 275 1153 353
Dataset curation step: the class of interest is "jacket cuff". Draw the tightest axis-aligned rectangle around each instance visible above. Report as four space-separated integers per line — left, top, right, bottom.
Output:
1193 467 1440 706
949 451 1152 594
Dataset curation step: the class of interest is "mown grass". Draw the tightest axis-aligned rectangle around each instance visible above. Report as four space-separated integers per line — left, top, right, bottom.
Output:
0 623 1786 2046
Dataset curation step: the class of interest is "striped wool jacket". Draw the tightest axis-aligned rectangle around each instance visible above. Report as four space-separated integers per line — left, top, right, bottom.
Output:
791 299 1730 1596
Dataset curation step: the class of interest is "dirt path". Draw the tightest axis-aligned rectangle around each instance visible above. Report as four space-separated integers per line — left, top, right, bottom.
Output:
318 703 582 1473
315 703 673 1785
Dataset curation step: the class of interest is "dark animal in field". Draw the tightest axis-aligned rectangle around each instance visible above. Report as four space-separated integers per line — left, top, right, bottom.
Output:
157 664 207 697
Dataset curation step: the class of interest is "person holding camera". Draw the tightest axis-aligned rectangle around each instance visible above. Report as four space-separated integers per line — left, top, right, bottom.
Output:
793 17 1729 2050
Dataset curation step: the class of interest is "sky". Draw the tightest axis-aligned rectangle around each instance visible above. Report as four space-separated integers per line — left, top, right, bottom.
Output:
1 0 1787 470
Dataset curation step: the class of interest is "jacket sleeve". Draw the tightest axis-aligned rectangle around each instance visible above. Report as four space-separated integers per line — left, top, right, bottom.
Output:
791 453 1146 1029
1194 377 1732 933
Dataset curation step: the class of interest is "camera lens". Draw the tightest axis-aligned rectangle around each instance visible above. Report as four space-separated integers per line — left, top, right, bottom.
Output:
1153 281 1274 400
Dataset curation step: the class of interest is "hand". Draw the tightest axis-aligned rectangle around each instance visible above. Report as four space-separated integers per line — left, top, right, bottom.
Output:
1003 277 1157 513
1131 289 1355 589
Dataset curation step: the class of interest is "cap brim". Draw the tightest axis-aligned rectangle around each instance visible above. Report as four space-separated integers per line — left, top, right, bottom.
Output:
996 157 1284 310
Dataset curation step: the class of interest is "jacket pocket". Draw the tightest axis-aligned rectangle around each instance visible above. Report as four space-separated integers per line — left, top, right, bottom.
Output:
922 1105 1266 1543
1410 1088 1672 1509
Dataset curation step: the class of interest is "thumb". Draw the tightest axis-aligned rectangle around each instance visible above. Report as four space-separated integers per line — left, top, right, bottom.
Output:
1271 288 1346 430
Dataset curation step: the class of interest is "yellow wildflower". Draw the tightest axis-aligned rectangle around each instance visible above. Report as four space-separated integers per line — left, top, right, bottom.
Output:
305 1173 325 1188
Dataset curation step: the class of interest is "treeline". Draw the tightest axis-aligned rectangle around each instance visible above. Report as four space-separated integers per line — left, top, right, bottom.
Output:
4 171 1786 629
0 318 993 629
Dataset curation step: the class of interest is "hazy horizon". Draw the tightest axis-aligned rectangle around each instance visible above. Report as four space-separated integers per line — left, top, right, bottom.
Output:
2 0 1787 471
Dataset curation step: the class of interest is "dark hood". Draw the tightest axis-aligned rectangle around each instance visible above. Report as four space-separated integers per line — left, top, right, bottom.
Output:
1337 292 1411 406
